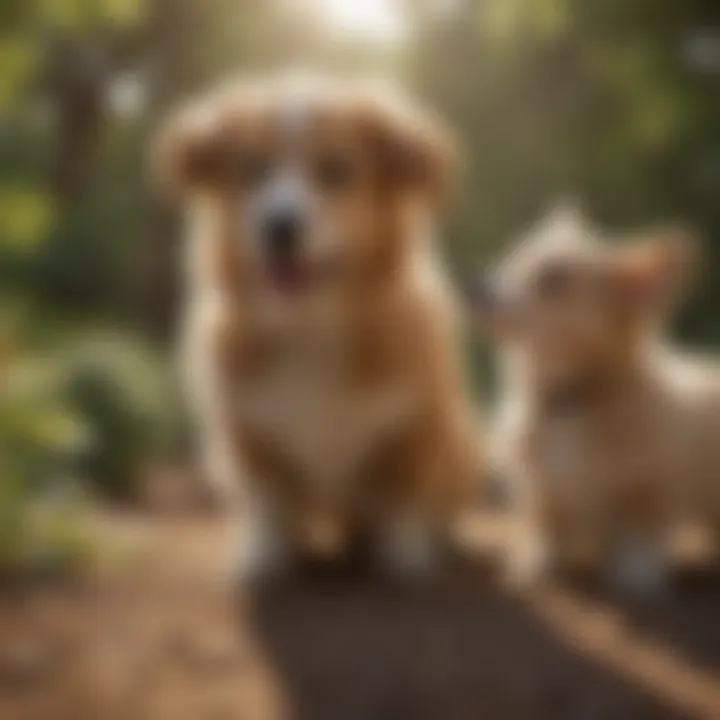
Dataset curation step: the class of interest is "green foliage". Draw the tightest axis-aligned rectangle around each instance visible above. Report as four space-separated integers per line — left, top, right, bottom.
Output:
0 348 91 571
0 0 717 569
66 336 189 500
0 36 39 109
40 0 143 33
409 0 718 346
0 186 55 250
0 330 188 569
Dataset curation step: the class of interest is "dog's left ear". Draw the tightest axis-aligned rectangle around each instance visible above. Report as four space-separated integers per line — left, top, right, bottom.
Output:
362 94 456 209
152 100 226 199
616 226 699 309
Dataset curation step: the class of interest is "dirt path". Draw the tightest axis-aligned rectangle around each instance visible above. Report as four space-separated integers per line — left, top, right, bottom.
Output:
0 515 282 720
1 513 720 720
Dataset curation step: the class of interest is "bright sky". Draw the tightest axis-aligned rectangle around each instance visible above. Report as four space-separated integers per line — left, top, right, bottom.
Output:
308 0 408 42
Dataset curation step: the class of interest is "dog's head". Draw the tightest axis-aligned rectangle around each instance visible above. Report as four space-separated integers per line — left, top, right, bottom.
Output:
155 74 453 302
470 205 697 380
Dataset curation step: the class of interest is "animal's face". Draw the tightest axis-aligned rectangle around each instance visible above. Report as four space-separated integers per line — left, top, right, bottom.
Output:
472 207 696 379
156 76 452 302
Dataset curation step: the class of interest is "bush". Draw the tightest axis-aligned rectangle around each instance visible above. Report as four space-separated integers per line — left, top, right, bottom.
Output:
66 335 189 500
0 327 184 573
0 353 91 572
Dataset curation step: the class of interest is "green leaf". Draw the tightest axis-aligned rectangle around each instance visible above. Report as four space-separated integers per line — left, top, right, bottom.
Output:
40 0 142 31
100 0 142 26
39 0 89 31
0 187 55 250
0 37 40 108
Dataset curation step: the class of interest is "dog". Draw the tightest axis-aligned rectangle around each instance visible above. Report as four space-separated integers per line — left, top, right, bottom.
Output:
155 75 481 581
470 204 716 594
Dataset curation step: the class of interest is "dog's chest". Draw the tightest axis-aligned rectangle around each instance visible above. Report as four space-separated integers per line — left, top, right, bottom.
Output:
531 407 656 496
237 346 413 491
498 400 590 481
535 415 588 486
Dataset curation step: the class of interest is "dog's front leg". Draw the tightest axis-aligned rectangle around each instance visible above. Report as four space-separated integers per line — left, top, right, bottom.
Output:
233 491 292 585
501 466 575 588
181 297 247 508
376 509 441 578
604 486 670 597
372 414 478 579
608 536 667 597
370 449 443 579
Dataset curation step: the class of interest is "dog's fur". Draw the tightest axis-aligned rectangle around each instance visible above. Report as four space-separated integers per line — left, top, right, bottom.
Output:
475 206 718 593
156 76 480 579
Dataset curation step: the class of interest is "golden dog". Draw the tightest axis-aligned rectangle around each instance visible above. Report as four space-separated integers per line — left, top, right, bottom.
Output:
472 205 715 594
155 75 480 581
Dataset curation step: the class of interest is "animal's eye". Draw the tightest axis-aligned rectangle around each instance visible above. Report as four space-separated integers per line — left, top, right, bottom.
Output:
314 154 356 192
535 264 573 299
232 152 270 188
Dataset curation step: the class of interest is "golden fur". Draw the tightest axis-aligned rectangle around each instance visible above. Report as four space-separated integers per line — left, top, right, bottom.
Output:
477 206 716 593
155 75 480 577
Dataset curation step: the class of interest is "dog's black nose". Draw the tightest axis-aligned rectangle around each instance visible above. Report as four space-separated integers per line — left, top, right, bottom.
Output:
264 212 303 259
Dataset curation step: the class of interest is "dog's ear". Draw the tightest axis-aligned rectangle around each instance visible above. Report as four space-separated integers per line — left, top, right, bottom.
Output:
361 92 456 209
615 226 699 310
541 199 589 237
152 100 225 199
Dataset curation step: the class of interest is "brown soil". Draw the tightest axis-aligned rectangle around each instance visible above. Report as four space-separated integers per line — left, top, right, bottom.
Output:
1 512 720 720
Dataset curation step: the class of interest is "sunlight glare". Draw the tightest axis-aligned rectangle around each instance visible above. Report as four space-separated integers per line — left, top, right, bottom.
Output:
311 0 408 43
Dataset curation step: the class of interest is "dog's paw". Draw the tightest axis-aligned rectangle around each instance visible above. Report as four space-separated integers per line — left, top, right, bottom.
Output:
232 515 289 588
608 540 668 598
377 516 439 580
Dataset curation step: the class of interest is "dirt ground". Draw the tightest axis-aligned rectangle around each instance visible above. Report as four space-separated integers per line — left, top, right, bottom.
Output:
1 512 720 720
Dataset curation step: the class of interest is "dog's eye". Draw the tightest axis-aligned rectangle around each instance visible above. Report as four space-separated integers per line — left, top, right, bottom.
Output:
314 155 356 192
536 264 572 299
231 152 270 188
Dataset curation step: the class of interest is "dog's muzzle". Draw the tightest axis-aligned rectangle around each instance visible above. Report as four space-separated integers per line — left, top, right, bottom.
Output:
263 210 304 263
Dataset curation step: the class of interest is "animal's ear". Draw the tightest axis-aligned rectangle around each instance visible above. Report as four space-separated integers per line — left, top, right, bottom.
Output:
614 226 699 310
541 199 586 234
529 199 596 250
361 92 456 209
152 100 225 199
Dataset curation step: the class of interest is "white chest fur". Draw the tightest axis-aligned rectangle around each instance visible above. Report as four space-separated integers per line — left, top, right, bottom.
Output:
531 409 652 501
498 396 590 498
236 344 414 495
537 416 586 486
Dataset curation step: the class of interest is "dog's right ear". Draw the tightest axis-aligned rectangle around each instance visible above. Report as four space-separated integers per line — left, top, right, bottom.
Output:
532 199 594 249
152 101 224 199
615 226 699 312
359 89 456 211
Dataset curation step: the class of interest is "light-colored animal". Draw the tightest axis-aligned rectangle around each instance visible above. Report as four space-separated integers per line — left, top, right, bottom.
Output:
473 205 718 594
155 74 481 581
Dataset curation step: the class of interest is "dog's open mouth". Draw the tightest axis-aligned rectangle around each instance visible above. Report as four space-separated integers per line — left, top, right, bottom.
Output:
265 255 340 296
267 258 309 294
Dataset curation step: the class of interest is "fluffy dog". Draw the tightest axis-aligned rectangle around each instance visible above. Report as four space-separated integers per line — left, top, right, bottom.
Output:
472 205 714 594
155 75 480 581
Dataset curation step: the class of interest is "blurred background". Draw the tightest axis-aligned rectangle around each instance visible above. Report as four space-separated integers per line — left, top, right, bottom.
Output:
0 1 719 717
3 0 719 527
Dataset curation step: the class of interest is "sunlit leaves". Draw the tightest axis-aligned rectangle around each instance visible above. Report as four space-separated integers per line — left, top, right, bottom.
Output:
0 359 88 453
0 37 40 109
0 186 55 250
39 0 143 32
586 41 687 152
0 346 92 568
100 0 143 26
478 0 570 44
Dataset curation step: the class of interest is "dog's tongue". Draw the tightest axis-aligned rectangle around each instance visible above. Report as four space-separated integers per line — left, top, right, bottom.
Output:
269 259 307 294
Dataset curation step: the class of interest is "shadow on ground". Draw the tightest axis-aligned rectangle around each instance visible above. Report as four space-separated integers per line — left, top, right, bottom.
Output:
3 514 720 720
247 559 718 720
